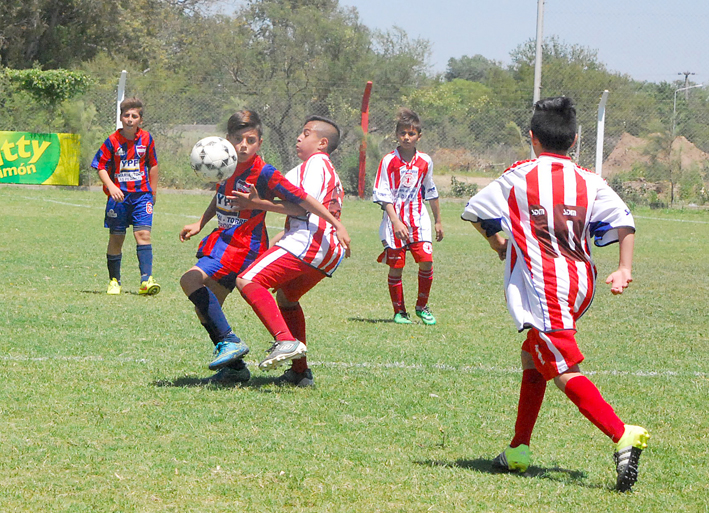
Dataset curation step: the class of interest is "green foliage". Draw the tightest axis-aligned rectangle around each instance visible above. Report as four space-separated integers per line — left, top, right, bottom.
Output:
4 68 93 105
448 176 478 198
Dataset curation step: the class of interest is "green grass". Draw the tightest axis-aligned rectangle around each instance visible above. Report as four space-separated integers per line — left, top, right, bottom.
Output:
1 185 709 512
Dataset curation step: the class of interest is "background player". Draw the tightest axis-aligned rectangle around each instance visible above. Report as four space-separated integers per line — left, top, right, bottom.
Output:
232 115 350 387
372 108 443 325
92 97 160 296
462 96 649 492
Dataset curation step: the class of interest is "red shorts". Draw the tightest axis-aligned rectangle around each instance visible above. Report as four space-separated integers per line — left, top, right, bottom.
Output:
377 241 433 269
522 328 585 380
238 246 325 302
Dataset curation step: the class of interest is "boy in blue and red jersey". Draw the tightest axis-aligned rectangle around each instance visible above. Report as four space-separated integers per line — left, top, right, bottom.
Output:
179 110 345 383
92 97 160 296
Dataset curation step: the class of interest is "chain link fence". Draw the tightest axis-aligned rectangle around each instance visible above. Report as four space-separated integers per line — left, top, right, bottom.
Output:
3 72 709 205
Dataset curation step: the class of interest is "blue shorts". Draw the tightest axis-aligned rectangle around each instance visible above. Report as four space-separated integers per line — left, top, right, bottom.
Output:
195 256 238 292
104 192 154 234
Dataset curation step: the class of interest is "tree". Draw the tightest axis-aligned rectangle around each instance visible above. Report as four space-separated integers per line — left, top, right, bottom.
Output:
445 54 500 83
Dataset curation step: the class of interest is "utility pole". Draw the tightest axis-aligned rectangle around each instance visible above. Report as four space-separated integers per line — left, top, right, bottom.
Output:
531 0 544 158
679 71 696 99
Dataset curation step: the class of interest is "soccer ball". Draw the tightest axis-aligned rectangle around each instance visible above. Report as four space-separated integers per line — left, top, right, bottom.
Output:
189 136 238 182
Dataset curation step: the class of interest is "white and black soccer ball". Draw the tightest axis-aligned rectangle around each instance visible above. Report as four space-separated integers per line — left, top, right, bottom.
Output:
189 136 238 182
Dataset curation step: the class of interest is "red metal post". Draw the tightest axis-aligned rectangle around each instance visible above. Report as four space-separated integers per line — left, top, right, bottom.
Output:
358 81 373 199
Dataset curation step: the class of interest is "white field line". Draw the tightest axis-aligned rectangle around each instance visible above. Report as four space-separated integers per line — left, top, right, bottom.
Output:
18 195 284 230
635 215 709 225
1 354 705 378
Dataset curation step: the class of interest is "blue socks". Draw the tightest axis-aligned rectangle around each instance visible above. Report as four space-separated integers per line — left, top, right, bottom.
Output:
188 287 239 343
107 253 122 283
136 244 152 282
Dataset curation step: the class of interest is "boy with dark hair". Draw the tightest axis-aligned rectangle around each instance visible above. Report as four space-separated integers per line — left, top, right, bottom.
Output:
372 108 443 325
231 115 350 387
93 97 160 296
462 96 649 492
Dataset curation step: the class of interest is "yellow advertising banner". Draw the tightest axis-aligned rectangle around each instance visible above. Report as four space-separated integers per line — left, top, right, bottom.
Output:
0 131 81 186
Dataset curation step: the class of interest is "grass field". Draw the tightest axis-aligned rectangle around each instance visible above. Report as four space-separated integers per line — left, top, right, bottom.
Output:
1 185 709 512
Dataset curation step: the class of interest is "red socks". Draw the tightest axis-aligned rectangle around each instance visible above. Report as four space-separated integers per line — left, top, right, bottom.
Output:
564 375 625 443
281 304 308 373
388 273 405 314
511 368 547 447
239 283 292 341
416 267 433 310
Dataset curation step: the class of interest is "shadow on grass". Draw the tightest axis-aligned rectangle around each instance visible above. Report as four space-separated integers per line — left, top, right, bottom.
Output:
415 458 598 488
347 317 396 324
152 375 285 391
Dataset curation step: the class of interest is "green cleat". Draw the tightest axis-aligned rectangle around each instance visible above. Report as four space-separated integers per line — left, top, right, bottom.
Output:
139 276 161 295
393 312 412 324
614 425 650 492
492 444 531 472
415 306 436 325
107 278 121 295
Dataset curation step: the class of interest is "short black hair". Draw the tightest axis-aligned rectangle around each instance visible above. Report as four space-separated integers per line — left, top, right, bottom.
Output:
304 115 340 153
530 96 577 152
227 110 262 138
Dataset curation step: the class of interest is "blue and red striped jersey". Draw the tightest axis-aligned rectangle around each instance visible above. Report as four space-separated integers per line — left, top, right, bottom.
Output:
197 154 308 274
92 128 158 195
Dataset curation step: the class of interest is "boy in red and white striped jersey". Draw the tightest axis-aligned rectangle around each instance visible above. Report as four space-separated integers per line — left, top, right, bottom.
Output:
233 115 350 386
372 108 443 325
462 97 648 492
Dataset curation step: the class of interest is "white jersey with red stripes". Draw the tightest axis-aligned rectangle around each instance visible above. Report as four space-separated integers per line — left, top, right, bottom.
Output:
372 149 438 249
276 152 345 276
462 153 635 333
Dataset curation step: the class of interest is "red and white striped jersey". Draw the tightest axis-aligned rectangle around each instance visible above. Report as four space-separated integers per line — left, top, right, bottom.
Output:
276 152 345 276
372 149 438 248
462 153 635 333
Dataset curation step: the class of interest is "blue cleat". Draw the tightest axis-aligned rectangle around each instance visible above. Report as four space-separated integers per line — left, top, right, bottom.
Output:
209 339 249 370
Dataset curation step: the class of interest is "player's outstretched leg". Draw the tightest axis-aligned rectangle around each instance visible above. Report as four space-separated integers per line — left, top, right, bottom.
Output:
492 444 531 472
614 425 650 492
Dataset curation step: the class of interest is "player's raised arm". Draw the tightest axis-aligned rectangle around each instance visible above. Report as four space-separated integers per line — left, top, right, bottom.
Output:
230 186 351 256
228 184 307 217
605 227 634 295
180 195 217 241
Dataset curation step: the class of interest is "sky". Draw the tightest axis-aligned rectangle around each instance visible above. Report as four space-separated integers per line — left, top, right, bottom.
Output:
337 0 709 85
218 0 709 85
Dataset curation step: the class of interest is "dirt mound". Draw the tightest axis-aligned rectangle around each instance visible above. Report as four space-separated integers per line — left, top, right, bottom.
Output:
602 133 650 177
672 136 709 169
603 133 709 177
